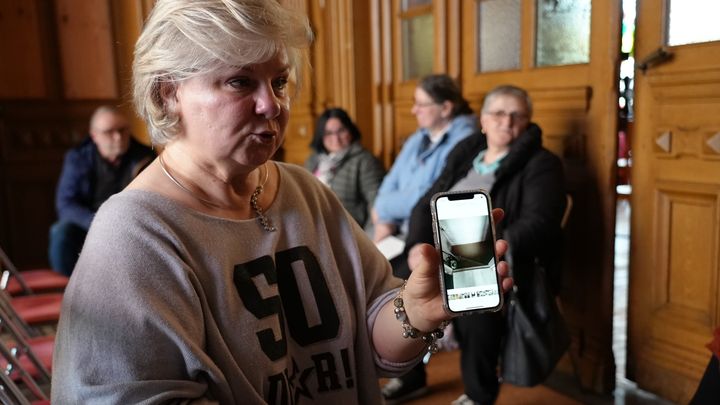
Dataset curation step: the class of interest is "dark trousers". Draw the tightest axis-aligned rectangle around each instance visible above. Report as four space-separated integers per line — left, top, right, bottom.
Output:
690 355 720 405
398 312 504 404
454 311 505 404
48 221 87 277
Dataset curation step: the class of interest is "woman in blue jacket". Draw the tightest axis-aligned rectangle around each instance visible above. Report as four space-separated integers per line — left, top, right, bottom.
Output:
372 74 477 242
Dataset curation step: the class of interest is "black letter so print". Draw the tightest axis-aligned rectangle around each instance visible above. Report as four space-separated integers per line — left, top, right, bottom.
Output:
233 246 343 402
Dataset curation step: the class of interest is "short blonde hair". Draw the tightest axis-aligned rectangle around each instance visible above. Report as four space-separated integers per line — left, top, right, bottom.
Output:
133 0 313 145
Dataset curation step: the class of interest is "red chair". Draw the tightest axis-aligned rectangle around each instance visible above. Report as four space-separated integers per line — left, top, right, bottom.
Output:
0 287 62 342
0 245 69 296
8 293 64 326
14 335 54 379
0 342 50 404
0 305 51 404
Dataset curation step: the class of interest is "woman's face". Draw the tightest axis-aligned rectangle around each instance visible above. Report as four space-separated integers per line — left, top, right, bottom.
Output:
322 117 353 154
170 53 291 171
411 87 450 132
480 94 530 151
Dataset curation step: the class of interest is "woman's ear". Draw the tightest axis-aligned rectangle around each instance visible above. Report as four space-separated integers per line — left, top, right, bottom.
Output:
159 81 178 113
441 100 454 119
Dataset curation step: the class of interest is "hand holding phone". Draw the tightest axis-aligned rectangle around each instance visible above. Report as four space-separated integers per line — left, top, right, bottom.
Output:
431 189 503 314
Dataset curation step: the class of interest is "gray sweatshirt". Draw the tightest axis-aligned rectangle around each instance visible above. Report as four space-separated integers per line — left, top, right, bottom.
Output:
52 163 414 404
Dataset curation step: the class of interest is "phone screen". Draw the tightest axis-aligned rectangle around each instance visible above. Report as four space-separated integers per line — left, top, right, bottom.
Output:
433 191 502 313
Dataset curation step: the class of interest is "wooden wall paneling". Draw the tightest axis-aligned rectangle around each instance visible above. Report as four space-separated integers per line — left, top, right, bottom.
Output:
392 100 418 150
312 0 359 128
444 0 460 79
284 0 381 166
280 0 314 165
434 0 447 74
110 0 153 144
0 0 58 99
374 0 395 167
55 0 118 99
332 0 356 113
3 165 57 268
308 0 327 116
351 1 379 158
283 104 314 165
0 101 103 268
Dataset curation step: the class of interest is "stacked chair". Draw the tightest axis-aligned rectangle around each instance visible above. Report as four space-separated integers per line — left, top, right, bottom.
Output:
0 304 52 404
0 245 66 404
0 246 68 297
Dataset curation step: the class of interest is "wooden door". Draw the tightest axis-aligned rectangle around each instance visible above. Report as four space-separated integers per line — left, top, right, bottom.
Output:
460 0 621 392
628 1 720 403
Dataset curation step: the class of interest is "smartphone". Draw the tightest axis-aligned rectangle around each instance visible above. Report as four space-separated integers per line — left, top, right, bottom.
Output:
430 189 503 314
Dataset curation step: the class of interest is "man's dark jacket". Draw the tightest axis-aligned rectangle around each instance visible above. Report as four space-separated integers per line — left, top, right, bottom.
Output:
55 137 155 230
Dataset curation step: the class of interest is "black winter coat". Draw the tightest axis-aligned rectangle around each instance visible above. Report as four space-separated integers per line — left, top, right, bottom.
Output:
396 123 566 294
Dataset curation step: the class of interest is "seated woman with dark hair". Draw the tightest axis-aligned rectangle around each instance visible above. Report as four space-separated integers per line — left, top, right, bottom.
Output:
305 108 385 227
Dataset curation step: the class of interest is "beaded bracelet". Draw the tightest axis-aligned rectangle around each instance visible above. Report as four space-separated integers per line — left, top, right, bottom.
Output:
393 281 449 354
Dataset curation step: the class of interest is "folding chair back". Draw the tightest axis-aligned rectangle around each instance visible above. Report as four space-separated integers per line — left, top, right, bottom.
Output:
0 369 33 405
0 338 49 403
0 304 52 381
0 286 62 339
0 244 69 296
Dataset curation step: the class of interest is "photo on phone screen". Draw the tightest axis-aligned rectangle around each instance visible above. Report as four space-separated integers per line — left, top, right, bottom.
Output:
432 190 502 313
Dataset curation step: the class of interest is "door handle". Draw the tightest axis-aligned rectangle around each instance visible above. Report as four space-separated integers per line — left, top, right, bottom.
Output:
637 47 673 73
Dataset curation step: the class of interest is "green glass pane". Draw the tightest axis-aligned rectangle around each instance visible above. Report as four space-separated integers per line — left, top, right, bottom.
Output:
535 0 591 67
477 0 521 72
401 0 432 12
402 14 434 80
667 0 720 46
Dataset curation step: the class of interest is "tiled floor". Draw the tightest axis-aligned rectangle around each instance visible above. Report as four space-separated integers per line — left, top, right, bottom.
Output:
382 197 678 405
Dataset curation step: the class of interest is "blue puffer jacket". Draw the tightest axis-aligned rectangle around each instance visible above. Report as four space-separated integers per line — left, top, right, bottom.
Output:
373 113 477 226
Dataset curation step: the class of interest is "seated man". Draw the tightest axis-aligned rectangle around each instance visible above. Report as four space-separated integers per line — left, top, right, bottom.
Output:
49 106 155 276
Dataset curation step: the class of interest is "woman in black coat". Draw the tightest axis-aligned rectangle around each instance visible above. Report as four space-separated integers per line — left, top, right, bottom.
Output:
382 85 566 405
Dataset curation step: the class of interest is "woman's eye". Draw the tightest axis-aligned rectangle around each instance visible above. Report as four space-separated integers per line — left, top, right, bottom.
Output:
273 77 289 92
228 77 253 90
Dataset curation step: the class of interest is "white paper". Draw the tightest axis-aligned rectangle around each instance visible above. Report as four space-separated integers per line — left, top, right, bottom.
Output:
375 235 406 260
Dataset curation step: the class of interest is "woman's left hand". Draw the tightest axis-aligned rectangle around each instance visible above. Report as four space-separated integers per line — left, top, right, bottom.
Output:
402 209 513 332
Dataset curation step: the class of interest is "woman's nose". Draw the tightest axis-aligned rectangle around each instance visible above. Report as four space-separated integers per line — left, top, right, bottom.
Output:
255 85 281 119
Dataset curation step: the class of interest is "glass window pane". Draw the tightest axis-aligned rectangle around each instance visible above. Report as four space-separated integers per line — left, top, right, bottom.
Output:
667 0 720 46
535 0 591 67
402 0 432 12
477 0 521 72
402 14 434 80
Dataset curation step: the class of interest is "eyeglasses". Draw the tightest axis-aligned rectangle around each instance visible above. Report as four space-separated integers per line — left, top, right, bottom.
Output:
95 126 131 137
413 100 438 108
483 110 529 121
324 127 349 137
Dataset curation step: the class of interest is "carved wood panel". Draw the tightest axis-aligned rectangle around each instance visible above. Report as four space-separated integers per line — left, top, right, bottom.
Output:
633 181 720 402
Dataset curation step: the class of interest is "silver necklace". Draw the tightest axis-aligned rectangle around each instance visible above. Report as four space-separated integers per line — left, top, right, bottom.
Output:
158 153 276 232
